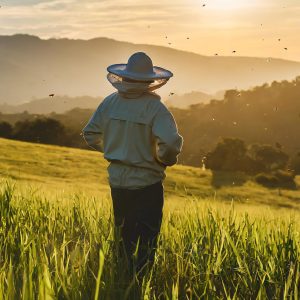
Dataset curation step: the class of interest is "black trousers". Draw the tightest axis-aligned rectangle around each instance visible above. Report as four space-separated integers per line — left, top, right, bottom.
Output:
111 181 164 273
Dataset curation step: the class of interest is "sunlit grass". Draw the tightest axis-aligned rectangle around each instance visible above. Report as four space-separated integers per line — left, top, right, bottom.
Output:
0 138 299 209
0 182 300 299
1 138 300 298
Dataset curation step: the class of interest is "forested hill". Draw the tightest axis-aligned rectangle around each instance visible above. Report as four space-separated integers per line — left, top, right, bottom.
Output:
1 34 300 105
172 76 300 165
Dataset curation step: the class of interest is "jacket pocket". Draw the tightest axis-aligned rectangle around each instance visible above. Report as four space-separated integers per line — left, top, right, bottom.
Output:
108 111 152 125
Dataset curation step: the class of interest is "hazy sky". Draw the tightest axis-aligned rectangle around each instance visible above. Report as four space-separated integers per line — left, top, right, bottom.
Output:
1 0 299 61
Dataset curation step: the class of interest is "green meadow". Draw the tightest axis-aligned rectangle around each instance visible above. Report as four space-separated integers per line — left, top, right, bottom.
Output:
1 137 300 299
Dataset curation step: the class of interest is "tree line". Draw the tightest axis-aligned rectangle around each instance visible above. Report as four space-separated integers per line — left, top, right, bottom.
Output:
205 137 300 189
0 117 82 148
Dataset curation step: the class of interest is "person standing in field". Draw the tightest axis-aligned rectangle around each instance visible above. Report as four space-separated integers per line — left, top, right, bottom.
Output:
82 52 183 274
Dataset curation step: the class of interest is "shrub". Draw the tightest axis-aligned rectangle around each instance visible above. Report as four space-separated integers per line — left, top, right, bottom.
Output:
255 170 296 189
290 152 300 175
255 173 279 188
273 170 297 189
0 122 13 139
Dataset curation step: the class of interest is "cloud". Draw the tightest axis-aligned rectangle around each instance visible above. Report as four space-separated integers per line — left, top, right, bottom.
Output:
5 0 53 5
0 0 299 61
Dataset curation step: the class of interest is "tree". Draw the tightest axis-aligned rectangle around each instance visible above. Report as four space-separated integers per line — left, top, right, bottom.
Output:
224 89 239 103
206 138 247 171
248 144 289 172
0 122 13 139
290 152 300 175
205 139 290 174
13 118 67 145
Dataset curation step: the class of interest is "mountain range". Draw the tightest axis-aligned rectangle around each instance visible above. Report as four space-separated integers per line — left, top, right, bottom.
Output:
1 34 300 106
0 96 103 114
0 91 224 113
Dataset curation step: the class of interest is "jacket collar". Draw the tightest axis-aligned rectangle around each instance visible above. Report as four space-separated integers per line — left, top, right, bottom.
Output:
110 80 152 98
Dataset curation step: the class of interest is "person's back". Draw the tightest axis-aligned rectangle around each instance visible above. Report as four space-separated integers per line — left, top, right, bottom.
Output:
84 87 182 188
82 52 183 275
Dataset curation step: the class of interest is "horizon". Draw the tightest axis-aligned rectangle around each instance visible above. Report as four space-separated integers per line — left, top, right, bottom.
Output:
1 0 300 62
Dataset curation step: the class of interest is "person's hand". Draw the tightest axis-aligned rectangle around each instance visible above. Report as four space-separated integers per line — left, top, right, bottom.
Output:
155 157 167 168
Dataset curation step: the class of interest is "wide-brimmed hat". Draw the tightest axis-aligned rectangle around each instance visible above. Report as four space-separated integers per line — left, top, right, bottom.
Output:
107 52 173 81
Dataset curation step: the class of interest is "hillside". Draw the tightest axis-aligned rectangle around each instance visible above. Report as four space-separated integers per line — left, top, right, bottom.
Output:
0 138 299 210
0 96 103 114
1 34 300 106
2 139 300 299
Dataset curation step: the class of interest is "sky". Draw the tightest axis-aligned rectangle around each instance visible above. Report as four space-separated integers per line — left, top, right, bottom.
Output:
1 0 300 61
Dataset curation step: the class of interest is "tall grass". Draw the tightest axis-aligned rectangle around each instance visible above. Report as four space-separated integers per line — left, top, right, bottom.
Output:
0 181 299 299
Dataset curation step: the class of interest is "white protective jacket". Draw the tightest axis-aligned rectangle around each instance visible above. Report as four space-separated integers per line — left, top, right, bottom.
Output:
83 82 183 189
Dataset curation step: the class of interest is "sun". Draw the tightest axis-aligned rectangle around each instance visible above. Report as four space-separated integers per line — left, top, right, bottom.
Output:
207 0 254 10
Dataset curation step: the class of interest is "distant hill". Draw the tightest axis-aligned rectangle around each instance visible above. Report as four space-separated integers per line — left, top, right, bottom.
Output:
0 92 221 113
165 91 224 108
0 96 102 114
1 34 300 105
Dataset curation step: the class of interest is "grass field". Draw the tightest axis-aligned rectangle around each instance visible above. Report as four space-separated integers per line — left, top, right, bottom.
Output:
0 138 299 209
1 138 300 299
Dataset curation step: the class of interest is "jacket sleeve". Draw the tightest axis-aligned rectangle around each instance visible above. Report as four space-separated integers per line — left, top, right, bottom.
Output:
82 102 105 152
152 108 183 166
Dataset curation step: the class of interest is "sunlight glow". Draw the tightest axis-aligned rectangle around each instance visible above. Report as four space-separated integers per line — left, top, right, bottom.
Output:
207 0 256 10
